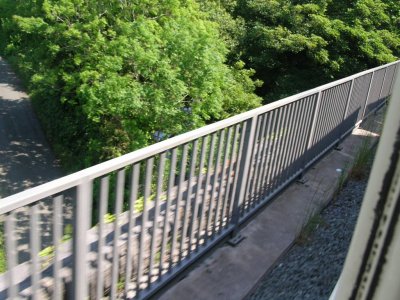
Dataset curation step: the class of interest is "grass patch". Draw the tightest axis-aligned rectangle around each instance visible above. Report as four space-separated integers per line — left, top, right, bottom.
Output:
295 176 326 245
296 214 327 245
334 134 376 200
349 137 375 180
296 135 376 246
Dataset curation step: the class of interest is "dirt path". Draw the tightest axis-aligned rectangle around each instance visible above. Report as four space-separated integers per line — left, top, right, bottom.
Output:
0 56 71 263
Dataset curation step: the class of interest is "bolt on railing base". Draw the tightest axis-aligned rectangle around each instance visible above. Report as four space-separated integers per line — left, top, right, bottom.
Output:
296 173 308 184
334 145 343 151
227 234 246 247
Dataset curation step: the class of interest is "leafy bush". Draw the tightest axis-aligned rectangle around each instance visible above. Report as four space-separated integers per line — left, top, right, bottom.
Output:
0 0 261 171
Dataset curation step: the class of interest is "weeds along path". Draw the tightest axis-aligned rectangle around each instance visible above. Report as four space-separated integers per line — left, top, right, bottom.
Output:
0 56 72 263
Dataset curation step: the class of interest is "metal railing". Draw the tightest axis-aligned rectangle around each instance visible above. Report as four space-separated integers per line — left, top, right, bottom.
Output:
0 60 398 299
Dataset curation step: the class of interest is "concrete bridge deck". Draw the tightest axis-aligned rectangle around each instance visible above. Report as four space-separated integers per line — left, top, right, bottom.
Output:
156 108 384 300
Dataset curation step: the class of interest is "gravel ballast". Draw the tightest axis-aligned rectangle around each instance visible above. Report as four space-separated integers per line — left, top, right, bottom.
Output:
248 177 369 300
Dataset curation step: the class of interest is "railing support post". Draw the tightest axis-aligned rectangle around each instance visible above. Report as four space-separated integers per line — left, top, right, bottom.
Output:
388 64 398 96
361 71 374 121
72 180 93 300
337 79 355 144
342 79 355 122
299 90 323 178
377 67 387 103
306 91 323 152
230 116 258 236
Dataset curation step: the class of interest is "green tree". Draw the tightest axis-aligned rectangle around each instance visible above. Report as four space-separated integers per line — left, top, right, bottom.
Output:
228 0 400 101
0 0 261 170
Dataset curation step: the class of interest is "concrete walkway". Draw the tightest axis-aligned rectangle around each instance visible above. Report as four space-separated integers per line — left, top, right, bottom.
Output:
0 56 67 262
156 109 385 300
0 56 63 197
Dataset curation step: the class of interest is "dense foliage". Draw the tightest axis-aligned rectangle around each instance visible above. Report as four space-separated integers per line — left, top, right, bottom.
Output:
0 0 399 170
205 0 400 101
0 0 261 170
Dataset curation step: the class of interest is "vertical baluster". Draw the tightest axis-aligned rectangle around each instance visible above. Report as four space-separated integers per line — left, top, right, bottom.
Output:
252 114 268 205
357 73 373 123
270 106 290 191
5 211 17 299
110 169 126 300
148 153 166 286
340 79 355 138
258 112 274 198
272 104 292 189
285 100 304 179
305 91 323 166
137 158 154 295
230 122 247 220
277 102 298 186
322 90 334 151
96 176 109 300
343 80 355 123
206 130 224 241
263 110 280 196
179 140 198 262
213 127 232 234
246 116 264 210
53 195 63 300
388 64 398 95
124 164 140 298
231 116 257 232
299 95 319 171
196 134 216 250
331 84 346 142
276 101 298 187
222 125 240 228
296 97 312 170
158 149 177 277
169 145 188 269
243 118 262 212
188 137 207 254
30 204 40 299
377 67 387 109
361 71 375 121
289 98 310 175
315 90 328 148
267 108 285 193
336 83 348 137
73 180 93 300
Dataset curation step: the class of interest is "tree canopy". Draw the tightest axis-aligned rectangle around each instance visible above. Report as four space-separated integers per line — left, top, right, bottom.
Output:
0 0 398 170
0 0 261 169
211 0 399 101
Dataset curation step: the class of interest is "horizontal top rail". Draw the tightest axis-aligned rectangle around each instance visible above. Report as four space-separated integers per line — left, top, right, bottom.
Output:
0 60 398 214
